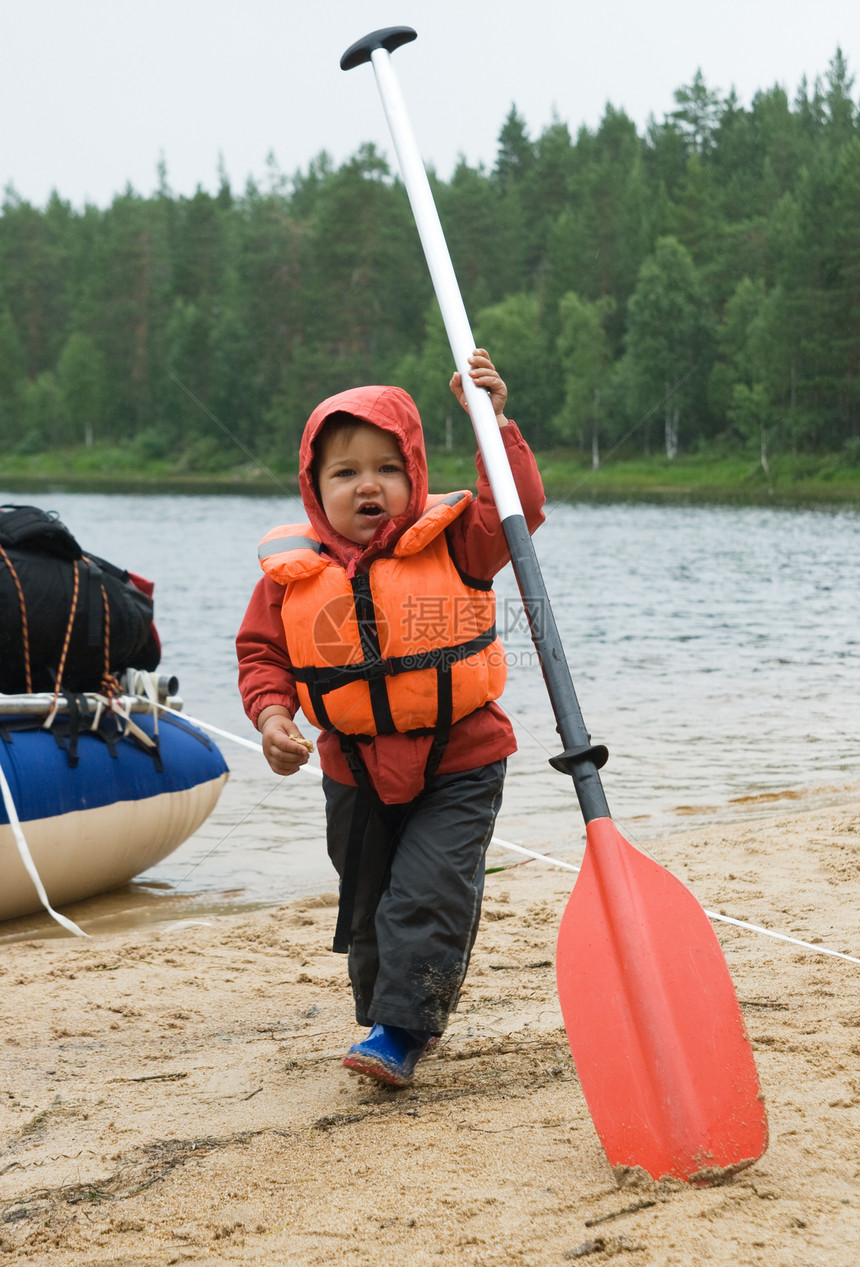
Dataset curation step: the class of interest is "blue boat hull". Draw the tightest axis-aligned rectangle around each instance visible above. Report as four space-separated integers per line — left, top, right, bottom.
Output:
1 710 229 920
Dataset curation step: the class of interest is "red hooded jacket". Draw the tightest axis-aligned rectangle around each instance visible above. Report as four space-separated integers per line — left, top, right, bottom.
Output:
236 384 545 803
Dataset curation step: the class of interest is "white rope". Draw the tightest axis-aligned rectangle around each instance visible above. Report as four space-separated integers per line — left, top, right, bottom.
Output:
490 837 860 967
153 703 269 754
0 761 88 938
147 702 860 969
699 910 860 967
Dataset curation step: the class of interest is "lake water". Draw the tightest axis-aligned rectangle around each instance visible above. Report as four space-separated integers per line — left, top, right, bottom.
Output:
2 486 859 938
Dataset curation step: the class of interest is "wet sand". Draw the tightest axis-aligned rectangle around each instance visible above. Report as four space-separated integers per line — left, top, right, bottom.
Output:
1 790 859 1265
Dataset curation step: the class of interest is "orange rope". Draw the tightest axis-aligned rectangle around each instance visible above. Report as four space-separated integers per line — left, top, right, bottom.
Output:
3 551 122 703
98 578 122 698
0 543 34 693
50 559 81 710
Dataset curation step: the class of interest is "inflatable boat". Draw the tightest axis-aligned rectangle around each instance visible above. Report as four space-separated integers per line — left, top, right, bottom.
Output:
0 503 229 926
0 682 229 923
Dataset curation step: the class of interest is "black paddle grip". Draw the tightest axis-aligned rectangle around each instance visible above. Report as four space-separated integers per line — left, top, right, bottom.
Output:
341 27 418 72
549 743 609 775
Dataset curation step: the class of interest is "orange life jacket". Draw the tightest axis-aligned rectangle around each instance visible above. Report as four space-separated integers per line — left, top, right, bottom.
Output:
258 492 506 737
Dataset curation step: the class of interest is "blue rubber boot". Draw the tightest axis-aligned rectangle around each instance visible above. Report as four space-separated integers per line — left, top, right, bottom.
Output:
343 1023 434 1087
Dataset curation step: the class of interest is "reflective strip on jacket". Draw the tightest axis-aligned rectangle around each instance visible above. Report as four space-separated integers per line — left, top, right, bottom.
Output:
257 491 507 736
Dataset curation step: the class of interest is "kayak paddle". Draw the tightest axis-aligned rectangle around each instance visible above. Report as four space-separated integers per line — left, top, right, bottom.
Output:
340 26 767 1184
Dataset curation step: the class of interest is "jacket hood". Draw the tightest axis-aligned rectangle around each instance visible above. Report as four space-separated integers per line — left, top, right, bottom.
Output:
298 384 429 566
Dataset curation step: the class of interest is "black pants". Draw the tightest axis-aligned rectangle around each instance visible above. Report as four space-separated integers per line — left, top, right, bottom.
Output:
324 760 506 1034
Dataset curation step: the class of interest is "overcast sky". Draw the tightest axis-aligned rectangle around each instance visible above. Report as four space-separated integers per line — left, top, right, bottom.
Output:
2 0 857 209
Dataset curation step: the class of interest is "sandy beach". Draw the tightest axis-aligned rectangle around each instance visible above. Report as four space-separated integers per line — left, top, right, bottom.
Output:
2 789 859 1266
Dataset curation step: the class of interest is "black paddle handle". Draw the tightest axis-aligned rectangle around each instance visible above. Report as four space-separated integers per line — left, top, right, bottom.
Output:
340 26 417 71
502 514 610 823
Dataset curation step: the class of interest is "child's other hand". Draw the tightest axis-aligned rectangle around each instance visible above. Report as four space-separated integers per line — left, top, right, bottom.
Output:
449 349 509 426
259 712 312 776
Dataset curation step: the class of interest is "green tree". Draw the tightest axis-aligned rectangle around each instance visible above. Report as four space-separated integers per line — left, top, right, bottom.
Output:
621 237 712 456
709 92 758 219
2 48 859 468
555 292 614 463
0 305 24 441
710 277 781 466
520 118 576 275
172 188 228 304
749 85 809 200
473 293 556 445
439 160 507 312
56 332 107 445
799 137 860 445
671 70 723 156
644 118 690 204
794 73 827 149
235 181 308 444
494 106 534 191
165 298 212 443
75 190 171 436
302 144 429 391
0 189 72 381
822 48 858 151
669 152 721 268
491 108 532 294
391 303 459 450
19 371 62 448
829 139 860 441
544 107 647 353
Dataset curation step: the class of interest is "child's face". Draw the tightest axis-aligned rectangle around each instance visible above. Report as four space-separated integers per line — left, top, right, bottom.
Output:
317 421 411 545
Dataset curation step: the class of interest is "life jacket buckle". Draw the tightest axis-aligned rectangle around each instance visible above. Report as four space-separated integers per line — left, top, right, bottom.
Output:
364 655 395 680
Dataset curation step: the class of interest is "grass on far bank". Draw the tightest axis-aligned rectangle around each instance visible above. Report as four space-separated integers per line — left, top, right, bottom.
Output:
1 442 860 506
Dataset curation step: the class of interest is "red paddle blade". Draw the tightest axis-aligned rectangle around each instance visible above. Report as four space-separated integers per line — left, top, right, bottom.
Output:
556 817 767 1184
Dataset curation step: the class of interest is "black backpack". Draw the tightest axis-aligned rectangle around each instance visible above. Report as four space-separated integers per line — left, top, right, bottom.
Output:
0 504 161 694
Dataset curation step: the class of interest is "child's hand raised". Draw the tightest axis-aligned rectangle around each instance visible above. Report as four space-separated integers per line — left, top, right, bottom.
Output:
449 349 509 427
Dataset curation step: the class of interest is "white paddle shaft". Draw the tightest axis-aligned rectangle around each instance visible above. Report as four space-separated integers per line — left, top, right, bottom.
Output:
368 47 523 522
351 33 611 822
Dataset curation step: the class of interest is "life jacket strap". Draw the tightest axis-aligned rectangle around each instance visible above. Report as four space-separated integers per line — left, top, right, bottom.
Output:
349 573 396 735
292 624 497 695
329 669 457 955
422 663 453 789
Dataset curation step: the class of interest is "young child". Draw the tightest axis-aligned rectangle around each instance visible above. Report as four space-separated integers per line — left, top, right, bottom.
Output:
237 350 545 1087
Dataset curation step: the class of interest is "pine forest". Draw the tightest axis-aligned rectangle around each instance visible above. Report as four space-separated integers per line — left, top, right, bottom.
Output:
1 51 858 484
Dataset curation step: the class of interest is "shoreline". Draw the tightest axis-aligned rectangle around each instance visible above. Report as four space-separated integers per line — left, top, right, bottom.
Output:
3 775 859 951
3 464 860 509
2 790 859 1264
